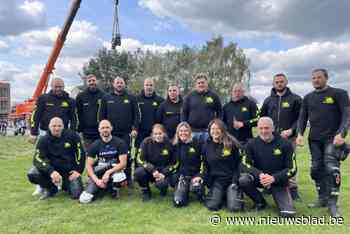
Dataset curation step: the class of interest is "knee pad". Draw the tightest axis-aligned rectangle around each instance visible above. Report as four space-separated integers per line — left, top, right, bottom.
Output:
325 165 341 195
79 191 94 204
27 167 41 184
205 183 224 211
226 183 244 212
238 174 254 188
69 177 83 199
174 177 189 207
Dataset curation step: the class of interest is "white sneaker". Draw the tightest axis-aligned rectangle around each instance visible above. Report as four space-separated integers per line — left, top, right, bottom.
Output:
79 191 94 204
32 185 43 196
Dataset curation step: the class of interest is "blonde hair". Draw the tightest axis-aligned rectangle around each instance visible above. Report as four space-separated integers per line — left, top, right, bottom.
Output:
151 124 168 141
173 122 193 145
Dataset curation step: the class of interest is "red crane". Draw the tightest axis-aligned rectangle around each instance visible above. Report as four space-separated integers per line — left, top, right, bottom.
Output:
10 0 121 121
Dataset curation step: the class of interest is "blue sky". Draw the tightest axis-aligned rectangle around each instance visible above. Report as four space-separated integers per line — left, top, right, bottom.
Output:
1 0 350 103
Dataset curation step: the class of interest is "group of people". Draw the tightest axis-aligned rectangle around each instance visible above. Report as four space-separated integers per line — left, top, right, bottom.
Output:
26 69 350 218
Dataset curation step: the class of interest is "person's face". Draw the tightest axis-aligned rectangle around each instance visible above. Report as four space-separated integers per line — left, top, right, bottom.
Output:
87 76 97 90
210 123 222 142
195 78 208 93
152 127 165 143
113 78 126 93
49 119 64 137
232 85 244 100
178 126 191 142
144 80 154 95
258 120 274 142
99 122 112 138
168 86 179 101
312 71 328 89
273 76 287 92
52 80 64 96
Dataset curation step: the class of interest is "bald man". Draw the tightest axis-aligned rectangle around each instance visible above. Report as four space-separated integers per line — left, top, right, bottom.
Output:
27 117 85 200
135 78 164 148
223 82 258 144
30 78 77 142
79 120 128 203
240 117 297 217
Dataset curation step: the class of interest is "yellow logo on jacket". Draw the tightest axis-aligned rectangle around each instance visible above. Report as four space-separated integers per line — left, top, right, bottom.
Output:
152 102 158 107
273 148 282 156
223 148 231 157
61 101 69 107
162 149 169 156
124 99 129 104
64 142 71 148
282 102 290 108
241 107 248 112
189 147 196 154
323 96 334 104
205 96 214 104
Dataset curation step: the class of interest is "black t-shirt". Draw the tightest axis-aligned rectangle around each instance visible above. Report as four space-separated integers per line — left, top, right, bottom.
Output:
88 136 128 163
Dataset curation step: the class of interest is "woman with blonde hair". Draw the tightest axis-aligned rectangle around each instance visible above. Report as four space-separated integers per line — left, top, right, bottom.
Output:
135 124 177 201
172 122 205 207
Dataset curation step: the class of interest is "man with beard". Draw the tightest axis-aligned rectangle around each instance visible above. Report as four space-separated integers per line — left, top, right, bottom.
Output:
297 68 350 217
182 73 222 142
27 117 85 200
156 84 183 139
99 76 139 185
260 73 302 201
79 120 128 203
76 74 105 150
135 78 164 148
223 82 258 145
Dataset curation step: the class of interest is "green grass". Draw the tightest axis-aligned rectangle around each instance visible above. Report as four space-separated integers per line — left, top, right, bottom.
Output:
0 136 350 234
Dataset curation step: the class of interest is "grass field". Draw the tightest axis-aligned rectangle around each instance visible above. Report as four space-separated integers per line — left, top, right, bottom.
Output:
0 136 350 234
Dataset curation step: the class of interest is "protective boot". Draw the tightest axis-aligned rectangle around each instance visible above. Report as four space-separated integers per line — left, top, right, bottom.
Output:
328 195 341 218
308 183 328 208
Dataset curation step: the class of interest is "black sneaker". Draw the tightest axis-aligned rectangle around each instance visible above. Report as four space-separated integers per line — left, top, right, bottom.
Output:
142 189 152 202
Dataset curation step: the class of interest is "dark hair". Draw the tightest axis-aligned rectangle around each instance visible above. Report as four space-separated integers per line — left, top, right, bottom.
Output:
273 73 287 80
208 118 242 149
312 68 328 79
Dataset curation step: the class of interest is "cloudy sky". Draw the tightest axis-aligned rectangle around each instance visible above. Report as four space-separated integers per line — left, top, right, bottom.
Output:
1 0 350 104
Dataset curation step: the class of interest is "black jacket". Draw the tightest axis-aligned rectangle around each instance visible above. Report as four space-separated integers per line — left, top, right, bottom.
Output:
297 86 350 140
137 91 164 134
30 91 77 136
202 139 240 183
136 137 177 176
223 96 258 143
33 129 85 175
156 96 183 138
242 135 297 185
260 87 302 137
99 90 139 136
182 90 222 131
76 88 105 140
173 138 204 177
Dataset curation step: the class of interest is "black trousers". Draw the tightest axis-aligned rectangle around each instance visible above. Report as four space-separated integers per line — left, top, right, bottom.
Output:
239 173 295 217
27 166 83 199
134 167 172 191
309 139 342 198
115 133 133 182
172 173 204 207
205 177 243 212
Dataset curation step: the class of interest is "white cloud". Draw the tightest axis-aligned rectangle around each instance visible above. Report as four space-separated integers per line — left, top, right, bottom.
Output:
139 0 350 40
0 0 46 36
103 38 177 53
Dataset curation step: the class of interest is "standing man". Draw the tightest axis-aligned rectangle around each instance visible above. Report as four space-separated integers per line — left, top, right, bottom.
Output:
29 77 77 196
260 73 302 201
240 117 297 217
99 76 139 185
296 68 350 217
30 77 77 142
135 78 164 148
27 117 85 200
156 83 183 139
76 74 105 150
223 82 258 145
79 120 128 203
182 73 222 142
